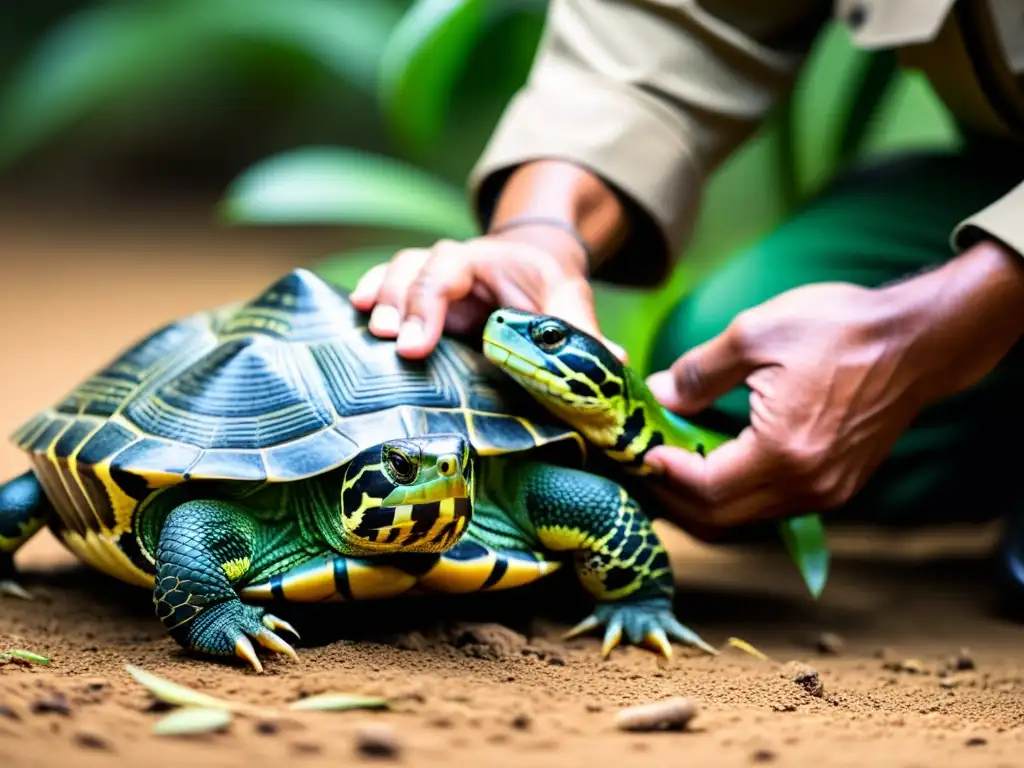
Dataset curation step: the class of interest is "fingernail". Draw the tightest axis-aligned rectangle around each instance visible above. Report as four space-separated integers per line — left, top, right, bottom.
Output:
369 305 401 335
397 318 425 351
646 371 675 401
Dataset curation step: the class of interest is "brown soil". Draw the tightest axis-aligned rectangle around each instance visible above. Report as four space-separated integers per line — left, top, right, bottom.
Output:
3 198 1024 768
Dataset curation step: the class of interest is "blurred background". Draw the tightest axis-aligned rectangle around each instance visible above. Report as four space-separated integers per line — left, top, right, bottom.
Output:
0 0 962 491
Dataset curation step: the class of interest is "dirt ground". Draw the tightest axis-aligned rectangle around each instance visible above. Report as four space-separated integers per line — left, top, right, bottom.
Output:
2 195 1024 768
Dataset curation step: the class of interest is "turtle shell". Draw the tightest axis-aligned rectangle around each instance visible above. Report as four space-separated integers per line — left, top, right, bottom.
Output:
10 269 585 586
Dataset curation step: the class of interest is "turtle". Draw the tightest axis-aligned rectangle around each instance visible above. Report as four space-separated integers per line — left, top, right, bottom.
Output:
0 267 722 671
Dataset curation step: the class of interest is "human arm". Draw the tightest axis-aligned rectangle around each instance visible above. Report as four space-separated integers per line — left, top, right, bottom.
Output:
643 237 1024 537
353 0 832 357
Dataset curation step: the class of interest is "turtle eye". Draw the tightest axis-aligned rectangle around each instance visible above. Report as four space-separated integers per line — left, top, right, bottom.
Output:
385 450 417 484
531 320 568 351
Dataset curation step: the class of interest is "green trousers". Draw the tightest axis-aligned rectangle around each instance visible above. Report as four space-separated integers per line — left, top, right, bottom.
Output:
648 148 1024 541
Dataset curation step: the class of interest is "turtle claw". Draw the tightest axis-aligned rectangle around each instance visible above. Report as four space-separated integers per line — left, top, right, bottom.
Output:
563 614 602 640
178 601 301 672
643 627 673 659
262 614 300 640
254 628 299 662
569 598 718 659
235 635 264 673
0 579 33 600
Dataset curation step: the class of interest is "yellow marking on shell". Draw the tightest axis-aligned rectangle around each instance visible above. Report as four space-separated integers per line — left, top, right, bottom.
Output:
43 420 93 535
485 557 563 591
346 560 419 600
221 557 251 582
90 447 145 537
59 529 153 588
65 420 108 527
416 550 500 593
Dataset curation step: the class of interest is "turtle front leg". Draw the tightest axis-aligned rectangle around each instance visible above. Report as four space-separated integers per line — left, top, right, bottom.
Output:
515 462 717 659
0 471 54 600
155 500 300 673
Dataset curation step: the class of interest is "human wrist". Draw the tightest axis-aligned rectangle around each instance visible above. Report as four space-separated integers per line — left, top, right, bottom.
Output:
487 160 629 274
883 239 1024 403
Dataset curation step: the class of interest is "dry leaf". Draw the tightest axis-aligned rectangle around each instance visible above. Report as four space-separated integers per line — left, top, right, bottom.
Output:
125 665 240 711
153 707 233 736
289 693 389 712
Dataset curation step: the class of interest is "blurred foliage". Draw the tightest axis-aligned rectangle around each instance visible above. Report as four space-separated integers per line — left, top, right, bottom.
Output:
0 0 960 362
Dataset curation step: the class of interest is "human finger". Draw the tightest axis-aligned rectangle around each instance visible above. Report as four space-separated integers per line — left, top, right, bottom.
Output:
349 263 388 310
368 248 430 338
397 242 477 359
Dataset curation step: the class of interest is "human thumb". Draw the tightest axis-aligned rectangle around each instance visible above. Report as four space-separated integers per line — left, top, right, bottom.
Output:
547 278 628 363
646 329 755 415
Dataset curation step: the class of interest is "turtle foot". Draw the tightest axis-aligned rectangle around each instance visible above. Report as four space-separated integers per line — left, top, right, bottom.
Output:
0 578 32 600
181 601 301 673
0 554 32 600
564 598 718 659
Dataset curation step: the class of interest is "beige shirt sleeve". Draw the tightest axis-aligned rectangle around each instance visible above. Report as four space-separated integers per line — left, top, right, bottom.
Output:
952 181 1024 259
468 0 831 285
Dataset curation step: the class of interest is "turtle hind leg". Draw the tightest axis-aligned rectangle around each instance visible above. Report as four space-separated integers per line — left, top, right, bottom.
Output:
514 461 718 659
155 499 301 673
0 470 54 600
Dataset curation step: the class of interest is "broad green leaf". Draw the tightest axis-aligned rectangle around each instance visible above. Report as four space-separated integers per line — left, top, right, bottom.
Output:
289 692 389 711
125 664 238 711
379 0 486 155
221 146 477 239
0 0 399 169
153 707 233 736
779 515 830 599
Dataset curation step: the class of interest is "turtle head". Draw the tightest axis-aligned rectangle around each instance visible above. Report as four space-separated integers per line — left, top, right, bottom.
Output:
337 434 474 554
482 308 631 447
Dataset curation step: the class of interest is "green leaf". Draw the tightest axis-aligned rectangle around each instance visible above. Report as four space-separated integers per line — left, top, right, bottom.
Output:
779 515 830 599
153 707 234 737
0 0 399 169
125 665 239 711
1 649 50 665
221 146 478 239
288 692 389 712
379 0 486 155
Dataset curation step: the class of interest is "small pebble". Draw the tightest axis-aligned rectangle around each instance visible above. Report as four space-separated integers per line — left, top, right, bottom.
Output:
255 720 279 735
0 705 20 721
511 714 531 730
901 659 925 674
965 737 987 747
751 748 777 762
939 676 959 689
953 648 975 671
614 697 698 732
74 731 110 751
780 661 824 698
814 632 844 655
30 693 72 716
355 722 401 759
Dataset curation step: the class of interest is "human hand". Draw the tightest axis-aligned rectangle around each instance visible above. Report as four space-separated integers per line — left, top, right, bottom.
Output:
350 228 625 362
641 241 1024 538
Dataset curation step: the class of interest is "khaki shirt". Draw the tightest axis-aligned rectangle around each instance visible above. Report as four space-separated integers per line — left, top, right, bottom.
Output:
469 0 1024 286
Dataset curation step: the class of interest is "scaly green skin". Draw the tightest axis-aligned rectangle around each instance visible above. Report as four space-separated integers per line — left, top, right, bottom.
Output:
481 309 829 598
0 471 53 599
472 458 711 655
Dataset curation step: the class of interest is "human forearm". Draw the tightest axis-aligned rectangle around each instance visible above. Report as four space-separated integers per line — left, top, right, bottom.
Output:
895 239 1024 403
487 159 630 275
